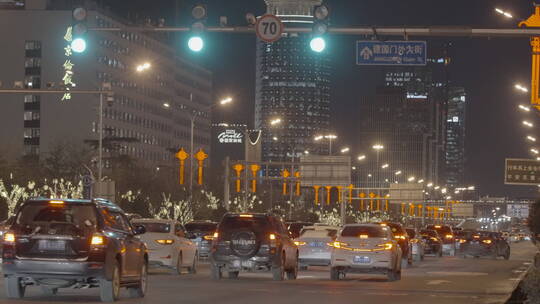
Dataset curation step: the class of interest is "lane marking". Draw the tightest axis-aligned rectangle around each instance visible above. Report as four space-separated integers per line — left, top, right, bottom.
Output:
426 280 452 285
427 271 488 276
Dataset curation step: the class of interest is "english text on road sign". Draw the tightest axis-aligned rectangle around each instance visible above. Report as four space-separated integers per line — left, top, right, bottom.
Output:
256 14 284 43
356 41 427 66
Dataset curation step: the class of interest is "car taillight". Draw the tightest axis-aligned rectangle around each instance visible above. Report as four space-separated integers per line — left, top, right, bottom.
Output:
430 237 439 242
328 241 348 249
294 241 306 246
3 232 15 244
156 239 174 245
445 234 453 239
410 239 418 243
203 235 214 241
394 234 406 240
377 242 393 250
459 239 467 244
213 232 219 239
482 239 492 244
91 234 105 246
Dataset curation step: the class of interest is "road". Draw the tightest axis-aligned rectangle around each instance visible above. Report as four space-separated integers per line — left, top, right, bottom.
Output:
0 241 535 304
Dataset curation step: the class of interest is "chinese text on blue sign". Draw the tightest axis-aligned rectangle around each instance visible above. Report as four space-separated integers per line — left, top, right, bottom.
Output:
356 41 427 66
504 158 540 185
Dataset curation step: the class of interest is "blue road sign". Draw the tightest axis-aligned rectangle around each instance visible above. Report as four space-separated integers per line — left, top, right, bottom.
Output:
356 41 427 66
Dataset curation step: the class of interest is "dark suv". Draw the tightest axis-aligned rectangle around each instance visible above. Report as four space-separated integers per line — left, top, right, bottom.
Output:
380 222 412 266
210 213 298 281
426 224 456 256
2 198 148 302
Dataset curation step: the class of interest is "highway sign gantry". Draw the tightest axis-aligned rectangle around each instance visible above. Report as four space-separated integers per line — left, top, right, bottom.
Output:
504 158 540 185
256 14 284 43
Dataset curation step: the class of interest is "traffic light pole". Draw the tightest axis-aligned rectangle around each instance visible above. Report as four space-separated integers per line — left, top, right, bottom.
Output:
89 26 540 38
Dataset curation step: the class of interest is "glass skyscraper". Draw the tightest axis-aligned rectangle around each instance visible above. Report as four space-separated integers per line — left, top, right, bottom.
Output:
255 0 331 162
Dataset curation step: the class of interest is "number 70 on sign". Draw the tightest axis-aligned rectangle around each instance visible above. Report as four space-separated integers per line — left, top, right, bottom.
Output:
256 14 284 43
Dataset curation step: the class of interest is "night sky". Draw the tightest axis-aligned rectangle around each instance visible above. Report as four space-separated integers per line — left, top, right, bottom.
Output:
103 0 539 198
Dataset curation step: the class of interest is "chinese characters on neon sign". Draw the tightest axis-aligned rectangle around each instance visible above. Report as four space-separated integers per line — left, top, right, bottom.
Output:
61 26 76 101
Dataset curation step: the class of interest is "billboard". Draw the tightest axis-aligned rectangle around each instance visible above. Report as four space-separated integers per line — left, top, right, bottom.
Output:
505 158 540 185
452 203 474 217
388 183 424 204
299 155 351 187
507 204 530 219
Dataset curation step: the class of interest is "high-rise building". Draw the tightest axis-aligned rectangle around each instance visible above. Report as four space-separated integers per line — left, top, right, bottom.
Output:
445 87 467 188
0 1 212 171
255 0 331 162
355 87 441 187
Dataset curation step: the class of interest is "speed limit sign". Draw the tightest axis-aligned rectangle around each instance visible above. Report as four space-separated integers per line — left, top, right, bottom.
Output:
256 14 284 43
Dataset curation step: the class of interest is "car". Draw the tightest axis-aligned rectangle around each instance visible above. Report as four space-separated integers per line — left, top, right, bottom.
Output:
419 229 443 257
380 222 412 266
2 198 148 302
330 224 402 281
426 224 456 256
185 221 218 258
294 225 339 269
405 228 425 261
210 213 299 281
460 231 510 260
132 219 198 274
286 221 313 239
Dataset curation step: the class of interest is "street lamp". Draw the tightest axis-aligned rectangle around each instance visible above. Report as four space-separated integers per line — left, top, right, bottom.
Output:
325 134 337 155
515 84 528 92
357 155 366 161
381 163 389 169
527 135 537 142
531 148 539 155
136 62 151 72
220 97 233 105
395 170 402 175
340 147 350 153
519 104 531 112
189 96 233 203
407 176 415 182
372 144 384 190
495 8 513 18
523 120 534 127
270 118 282 125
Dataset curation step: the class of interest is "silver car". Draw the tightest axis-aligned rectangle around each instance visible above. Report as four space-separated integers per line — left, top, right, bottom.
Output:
330 224 402 281
294 225 339 269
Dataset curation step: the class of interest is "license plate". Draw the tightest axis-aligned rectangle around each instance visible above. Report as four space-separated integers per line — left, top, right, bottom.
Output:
353 256 371 264
38 240 65 251
309 242 324 247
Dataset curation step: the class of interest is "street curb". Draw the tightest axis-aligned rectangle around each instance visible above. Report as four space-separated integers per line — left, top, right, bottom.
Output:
502 261 534 304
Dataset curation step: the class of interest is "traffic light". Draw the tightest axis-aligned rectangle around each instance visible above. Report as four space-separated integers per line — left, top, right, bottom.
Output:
188 4 207 52
310 4 329 52
71 7 88 53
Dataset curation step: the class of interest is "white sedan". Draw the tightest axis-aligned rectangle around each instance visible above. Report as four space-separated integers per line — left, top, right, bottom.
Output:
132 219 198 274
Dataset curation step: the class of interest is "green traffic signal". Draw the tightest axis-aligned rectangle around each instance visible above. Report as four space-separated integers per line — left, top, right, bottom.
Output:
310 37 326 53
71 38 87 53
188 36 204 52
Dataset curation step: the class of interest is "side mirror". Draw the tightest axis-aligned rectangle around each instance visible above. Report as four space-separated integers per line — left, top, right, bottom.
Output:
133 225 146 235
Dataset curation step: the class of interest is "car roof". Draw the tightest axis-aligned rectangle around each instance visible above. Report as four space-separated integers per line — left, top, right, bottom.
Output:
342 223 382 228
24 198 122 211
132 218 176 224
302 225 340 230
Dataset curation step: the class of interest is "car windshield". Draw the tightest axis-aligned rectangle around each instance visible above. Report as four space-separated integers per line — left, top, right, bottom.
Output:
341 226 387 238
15 201 97 234
219 216 270 234
134 222 171 233
428 225 452 234
300 228 337 238
185 222 217 233
384 223 404 235
420 230 438 238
